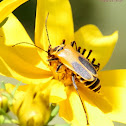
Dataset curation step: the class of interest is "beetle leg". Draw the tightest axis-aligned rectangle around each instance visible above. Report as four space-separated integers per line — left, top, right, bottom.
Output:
91 58 95 64
82 49 86 55
62 39 65 45
72 73 89 125
91 58 100 71
77 47 81 53
56 63 63 72
47 58 59 62
86 50 92 59
71 41 78 51
93 63 100 71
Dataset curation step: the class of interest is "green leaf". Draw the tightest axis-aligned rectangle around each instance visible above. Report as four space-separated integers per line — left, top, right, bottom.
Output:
11 82 21 96
2 91 12 100
51 104 59 117
48 104 59 123
0 81 6 89
0 17 8 27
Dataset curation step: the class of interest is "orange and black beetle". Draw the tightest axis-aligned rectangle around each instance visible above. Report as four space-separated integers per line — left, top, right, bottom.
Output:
47 40 100 93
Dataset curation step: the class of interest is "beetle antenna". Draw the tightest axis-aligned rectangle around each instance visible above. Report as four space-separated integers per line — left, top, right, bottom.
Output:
45 12 51 47
12 42 48 53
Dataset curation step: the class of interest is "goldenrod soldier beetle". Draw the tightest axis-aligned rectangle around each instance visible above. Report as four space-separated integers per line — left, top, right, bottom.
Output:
12 13 101 125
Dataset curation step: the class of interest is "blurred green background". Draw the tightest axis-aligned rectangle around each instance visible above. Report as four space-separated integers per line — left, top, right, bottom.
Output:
1 0 126 126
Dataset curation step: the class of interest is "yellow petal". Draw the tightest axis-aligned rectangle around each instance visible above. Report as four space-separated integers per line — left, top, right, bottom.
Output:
0 14 52 84
59 87 113 126
99 69 126 87
102 87 126 124
0 0 28 23
84 101 114 126
75 24 118 70
33 79 67 103
78 84 112 114
49 79 67 103
35 0 74 62
59 87 87 126
99 70 126 123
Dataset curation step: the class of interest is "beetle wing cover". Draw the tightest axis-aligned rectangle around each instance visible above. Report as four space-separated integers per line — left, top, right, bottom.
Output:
78 56 96 75
72 62 92 80
56 45 97 81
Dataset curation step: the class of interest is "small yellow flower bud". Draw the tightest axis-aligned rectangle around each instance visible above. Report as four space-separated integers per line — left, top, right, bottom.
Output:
19 106 50 126
0 90 9 113
11 84 50 126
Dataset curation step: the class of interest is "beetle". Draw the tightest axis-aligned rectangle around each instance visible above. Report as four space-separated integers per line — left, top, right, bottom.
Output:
47 40 101 92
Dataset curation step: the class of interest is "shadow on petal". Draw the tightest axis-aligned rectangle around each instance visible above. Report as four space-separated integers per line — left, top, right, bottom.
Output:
78 84 112 113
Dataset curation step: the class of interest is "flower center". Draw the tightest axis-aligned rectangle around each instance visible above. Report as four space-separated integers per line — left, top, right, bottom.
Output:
48 59 73 86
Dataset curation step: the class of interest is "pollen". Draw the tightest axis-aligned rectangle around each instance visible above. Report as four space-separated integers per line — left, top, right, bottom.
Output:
48 60 73 86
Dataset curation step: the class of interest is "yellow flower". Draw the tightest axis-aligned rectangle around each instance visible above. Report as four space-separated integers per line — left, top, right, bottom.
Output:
0 0 126 126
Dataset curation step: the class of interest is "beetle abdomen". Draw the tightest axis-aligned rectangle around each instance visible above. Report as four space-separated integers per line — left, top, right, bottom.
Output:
79 76 101 93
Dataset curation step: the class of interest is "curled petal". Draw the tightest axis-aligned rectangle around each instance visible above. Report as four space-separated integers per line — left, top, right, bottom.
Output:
75 24 118 70
0 14 52 84
0 0 28 23
35 0 74 62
